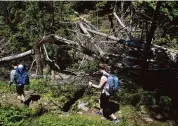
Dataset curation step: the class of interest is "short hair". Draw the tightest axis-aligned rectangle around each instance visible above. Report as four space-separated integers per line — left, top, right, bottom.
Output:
98 63 107 70
11 60 18 66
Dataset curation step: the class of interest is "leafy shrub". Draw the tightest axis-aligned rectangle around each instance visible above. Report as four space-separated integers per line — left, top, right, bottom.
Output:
84 60 99 73
0 106 30 126
159 96 172 111
117 87 156 107
30 79 50 94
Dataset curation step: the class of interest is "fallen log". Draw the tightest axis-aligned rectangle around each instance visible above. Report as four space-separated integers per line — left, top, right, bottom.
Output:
0 50 33 62
86 28 120 41
78 22 105 56
74 11 98 31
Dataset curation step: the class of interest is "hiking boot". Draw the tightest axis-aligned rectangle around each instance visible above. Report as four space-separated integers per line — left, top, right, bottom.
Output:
96 111 102 116
113 118 120 124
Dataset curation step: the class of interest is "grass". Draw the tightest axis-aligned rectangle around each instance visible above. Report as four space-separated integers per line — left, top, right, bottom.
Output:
0 80 172 126
22 113 114 126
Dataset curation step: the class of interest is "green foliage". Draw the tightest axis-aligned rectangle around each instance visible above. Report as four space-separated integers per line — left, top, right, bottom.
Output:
84 60 99 73
0 106 30 126
160 1 178 21
0 80 173 126
117 87 156 107
22 113 114 126
96 1 107 9
154 35 178 49
0 1 75 53
159 96 172 110
30 79 50 94
132 1 178 49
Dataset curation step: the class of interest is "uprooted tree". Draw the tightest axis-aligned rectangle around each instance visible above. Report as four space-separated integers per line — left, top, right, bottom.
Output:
0 3 178 76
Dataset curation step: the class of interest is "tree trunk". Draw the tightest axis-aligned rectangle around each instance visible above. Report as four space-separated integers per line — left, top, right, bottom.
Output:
86 28 120 41
35 48 43 75
141 1 162 75
51 70 56 84
34 39 44 75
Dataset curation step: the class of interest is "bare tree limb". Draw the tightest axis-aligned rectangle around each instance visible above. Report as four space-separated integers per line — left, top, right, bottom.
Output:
77 54 86 70
0 50 33 62
43 44 53 62
78 22 91 37
113 12 126 29
74 11 98 31
78 22 105 56
66 29 90 37
28 59 36 73
0 37 6 44
86 28 120 41
43 44 63 79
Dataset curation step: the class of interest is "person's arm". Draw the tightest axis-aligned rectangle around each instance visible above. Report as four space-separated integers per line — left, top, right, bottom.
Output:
10 70 16 84
89 76 107 89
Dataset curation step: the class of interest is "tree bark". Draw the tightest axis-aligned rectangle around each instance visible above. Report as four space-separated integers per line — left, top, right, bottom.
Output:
35 47 43 75
51 70 56 84
0 50 33 62
86 28 120 41
34 39 44 75
74 11 98 31
141 1 162 75
78 22 105 56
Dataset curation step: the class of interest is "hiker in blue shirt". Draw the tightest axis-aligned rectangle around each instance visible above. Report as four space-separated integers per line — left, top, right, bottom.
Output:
88 63 120 124
10 62 27 103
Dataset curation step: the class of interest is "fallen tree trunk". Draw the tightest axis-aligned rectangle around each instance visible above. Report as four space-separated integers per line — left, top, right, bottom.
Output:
113 12 126 29
74 11 98 31
78 22 105 56
0 50 33 62
78 22 91 37
141 1 162 75
86 28 120 41
152 44 178 63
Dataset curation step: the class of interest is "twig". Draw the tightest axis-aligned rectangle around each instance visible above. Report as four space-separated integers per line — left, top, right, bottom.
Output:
77 54 86 70
28 59 36 74
43 44 63 79
43 45 53 62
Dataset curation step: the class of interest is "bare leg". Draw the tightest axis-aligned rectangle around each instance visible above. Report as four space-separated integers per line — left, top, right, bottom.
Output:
21 94 26 102
110 113 117 120
98 99 103 113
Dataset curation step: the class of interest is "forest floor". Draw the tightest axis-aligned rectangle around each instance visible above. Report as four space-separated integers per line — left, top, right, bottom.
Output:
0 80 174 126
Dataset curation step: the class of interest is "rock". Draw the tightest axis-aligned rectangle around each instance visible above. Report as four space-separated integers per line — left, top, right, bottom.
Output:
154 114 164 120
143 116 154 122
43 102 47 105
30 74 44 79
77 111 83 115
77 102 89 111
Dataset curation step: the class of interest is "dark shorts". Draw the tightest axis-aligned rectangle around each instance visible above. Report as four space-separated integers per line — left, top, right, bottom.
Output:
100 93 112 117
16 85 24 95
100 93 110 109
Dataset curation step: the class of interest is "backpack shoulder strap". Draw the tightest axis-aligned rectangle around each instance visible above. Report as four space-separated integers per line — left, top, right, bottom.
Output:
103 74 108 78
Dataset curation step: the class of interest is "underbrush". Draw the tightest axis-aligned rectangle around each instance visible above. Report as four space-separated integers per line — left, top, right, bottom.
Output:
0 80 173 126
0 105 30 126
22 113 113 126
